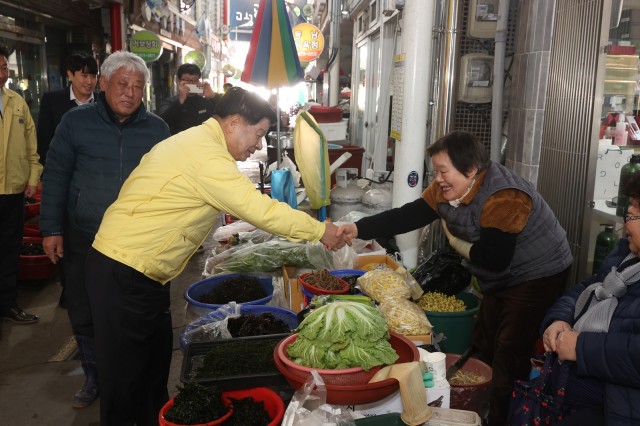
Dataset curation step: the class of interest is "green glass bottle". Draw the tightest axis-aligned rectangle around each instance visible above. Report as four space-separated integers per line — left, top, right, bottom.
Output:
616 154 640 217
593 224 619 274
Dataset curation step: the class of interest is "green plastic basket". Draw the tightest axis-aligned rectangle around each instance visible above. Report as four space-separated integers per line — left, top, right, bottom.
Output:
425 292 480 354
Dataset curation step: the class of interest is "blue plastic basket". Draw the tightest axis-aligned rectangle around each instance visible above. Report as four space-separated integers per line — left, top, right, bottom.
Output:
180 304 299 349
185 274 274 318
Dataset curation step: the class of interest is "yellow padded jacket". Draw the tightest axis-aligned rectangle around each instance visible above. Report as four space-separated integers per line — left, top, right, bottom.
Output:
0 87 42 194
93 118 326 284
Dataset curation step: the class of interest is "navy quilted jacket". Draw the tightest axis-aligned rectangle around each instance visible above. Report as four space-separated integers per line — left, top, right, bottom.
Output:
40 93 170 237
541 239 640 425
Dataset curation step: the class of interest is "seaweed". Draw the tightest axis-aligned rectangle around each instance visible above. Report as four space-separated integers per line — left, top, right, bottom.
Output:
164 383 229 425
198 275 267 304
227 313 290 337
195 338 279 378
225 397 272 426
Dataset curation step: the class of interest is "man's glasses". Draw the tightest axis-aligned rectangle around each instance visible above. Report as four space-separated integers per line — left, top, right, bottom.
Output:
180 78 200 84
623 214 640 223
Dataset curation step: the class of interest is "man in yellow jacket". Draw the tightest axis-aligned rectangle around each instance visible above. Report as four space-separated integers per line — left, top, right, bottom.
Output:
86 86 346 425
0 46 42 324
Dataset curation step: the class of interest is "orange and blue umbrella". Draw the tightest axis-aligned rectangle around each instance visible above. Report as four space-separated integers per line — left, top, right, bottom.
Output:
241 0 303 88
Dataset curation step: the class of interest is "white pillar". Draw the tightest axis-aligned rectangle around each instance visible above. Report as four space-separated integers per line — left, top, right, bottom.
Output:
393 0 434 268
490 0 510 162
328 0 341 106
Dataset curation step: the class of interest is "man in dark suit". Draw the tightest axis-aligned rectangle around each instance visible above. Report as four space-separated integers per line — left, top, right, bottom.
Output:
37 53 98 165
36 53 98 310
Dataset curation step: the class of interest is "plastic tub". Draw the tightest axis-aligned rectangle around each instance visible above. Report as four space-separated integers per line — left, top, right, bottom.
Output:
297 272 350 296
184 274 273 319
424 292 480 354
308 105 343 123
179 305 299 349
222 387 285 426
158 395 233 426
445 353 492 416
18 237 56 281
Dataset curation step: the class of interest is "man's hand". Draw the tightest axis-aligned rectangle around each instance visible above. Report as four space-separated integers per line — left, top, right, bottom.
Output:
337 223 358 245
24 185 38 198
43 235 64 264
320 221 347 250
542 320 572 352
202 82 216 99
177 79 190 104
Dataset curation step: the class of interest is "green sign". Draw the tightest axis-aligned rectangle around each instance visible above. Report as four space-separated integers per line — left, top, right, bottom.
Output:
130 30 162 62
184 51 206 70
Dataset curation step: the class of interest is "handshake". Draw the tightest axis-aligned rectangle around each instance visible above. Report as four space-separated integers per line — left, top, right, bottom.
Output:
320 222 359 251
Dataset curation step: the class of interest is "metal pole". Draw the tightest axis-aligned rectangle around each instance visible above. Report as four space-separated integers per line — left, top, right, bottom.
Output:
394 0 435 268
276 88 281 169
490 0 510 162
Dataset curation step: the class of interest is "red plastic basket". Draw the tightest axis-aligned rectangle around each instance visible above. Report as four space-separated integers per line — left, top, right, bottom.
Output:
273 332 419 405
158 396 232 426
297 272 350 296
18 237 56 281
222 387 284 426
276 333 382 385
308 105 343 123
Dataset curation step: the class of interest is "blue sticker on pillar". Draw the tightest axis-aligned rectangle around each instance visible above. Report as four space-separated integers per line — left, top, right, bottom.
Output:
407 171 419 188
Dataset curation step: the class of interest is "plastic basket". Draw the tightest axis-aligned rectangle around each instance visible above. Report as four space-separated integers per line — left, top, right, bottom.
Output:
158 395 233 426
180 305 299 349
424 292 480 354
185 274 274 318
181 334 288 390
222 387 285 426
297 272 350 295
18 236 56 281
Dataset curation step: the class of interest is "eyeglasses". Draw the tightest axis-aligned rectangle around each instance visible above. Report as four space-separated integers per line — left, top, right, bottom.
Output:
623 214 640 223
180 78 200 84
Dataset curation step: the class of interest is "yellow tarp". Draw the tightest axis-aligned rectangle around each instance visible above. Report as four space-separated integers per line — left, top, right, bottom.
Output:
293 111 331 209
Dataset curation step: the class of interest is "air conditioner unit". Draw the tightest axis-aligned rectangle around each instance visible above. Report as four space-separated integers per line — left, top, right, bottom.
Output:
382 0 403 16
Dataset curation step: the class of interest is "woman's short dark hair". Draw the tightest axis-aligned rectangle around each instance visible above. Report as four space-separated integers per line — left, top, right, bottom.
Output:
0 46 9 59
177 63 201 79
214 86 277 126
426 131 490 177
624 167 640 202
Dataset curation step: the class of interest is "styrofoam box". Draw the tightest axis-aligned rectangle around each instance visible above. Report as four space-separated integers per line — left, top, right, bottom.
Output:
336 379 451 415
318 119 348 141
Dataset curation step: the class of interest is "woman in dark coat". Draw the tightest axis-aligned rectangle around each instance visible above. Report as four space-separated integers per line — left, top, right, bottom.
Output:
541 172 640 426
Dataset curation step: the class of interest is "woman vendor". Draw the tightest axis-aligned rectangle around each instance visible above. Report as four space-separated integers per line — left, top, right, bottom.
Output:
339 130 573 425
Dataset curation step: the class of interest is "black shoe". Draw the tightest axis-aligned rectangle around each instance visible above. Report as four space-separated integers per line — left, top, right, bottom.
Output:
1 307 39 324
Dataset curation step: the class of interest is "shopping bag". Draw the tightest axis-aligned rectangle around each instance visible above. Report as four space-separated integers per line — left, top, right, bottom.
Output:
507 352 570 426
411 248 471 295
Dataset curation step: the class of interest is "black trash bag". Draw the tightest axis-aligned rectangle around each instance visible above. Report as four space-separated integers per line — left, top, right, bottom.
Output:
411 248 471 295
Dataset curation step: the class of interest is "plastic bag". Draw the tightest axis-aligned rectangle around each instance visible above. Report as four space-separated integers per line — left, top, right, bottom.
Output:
204 240 335 275
379 298 432 336
282 371 355 426
357 269 412 302
180 302 241 348
411 248 471 296
211 220 257 243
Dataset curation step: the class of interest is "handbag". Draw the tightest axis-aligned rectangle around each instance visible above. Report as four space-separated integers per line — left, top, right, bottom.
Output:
506 352 571 426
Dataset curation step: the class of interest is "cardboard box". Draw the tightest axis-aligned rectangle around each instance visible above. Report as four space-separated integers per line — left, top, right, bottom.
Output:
357 254 402 270
406 334 432 346
336 379 451 415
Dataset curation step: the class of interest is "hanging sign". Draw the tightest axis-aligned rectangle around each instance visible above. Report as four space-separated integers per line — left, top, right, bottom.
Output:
292 23 324 62
184 51 206 70
129 30 162 62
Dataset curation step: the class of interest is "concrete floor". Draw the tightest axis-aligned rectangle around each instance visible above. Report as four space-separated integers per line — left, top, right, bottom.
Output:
0 226 220 426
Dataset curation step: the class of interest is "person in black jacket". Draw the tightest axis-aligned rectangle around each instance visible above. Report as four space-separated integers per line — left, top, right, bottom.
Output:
39 51 170 410
156 63 220 135
37 53 98 166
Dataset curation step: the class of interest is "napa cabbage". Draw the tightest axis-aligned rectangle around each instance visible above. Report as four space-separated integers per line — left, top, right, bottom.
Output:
286 301 399 371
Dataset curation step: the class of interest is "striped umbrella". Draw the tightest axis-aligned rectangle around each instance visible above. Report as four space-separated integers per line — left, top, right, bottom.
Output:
241 0 303 88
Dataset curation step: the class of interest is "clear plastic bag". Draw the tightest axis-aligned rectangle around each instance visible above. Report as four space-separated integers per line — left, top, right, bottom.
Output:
378 298 433 336
180 302 241 348
357 268 412 302
282 371 355 426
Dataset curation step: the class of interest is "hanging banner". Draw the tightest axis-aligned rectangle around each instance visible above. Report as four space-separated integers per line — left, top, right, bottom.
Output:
292 23 324 62
129 30 162 62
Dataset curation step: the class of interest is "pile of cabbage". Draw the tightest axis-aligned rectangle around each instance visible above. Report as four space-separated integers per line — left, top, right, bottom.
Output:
286 301 399 371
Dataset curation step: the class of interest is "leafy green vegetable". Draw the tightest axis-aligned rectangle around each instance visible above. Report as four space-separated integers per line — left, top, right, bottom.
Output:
287 301 399 371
